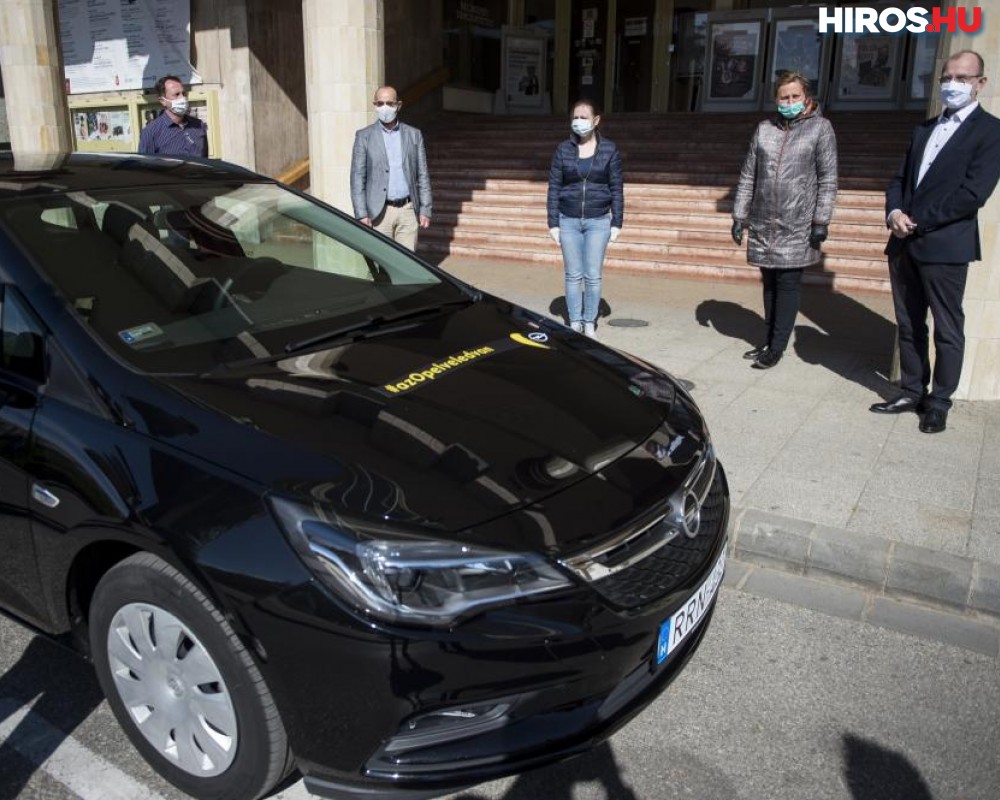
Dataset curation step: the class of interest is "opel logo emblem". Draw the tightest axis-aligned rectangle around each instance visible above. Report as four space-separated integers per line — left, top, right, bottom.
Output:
681 490 701 538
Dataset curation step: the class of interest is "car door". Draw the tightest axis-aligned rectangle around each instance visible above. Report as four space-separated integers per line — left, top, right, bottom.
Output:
0 285 47 626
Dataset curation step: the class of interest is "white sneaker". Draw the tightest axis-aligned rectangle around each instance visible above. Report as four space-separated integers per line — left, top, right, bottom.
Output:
570 321 583 333
583 322 598 339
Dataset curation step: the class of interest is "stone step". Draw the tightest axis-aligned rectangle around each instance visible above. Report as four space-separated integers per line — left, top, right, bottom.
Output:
428 156 894 174
422 227 887 273
429 212 890 248
420 240 890 293
430 170 891 193
436 195 889 223
433 182 888 207
428 140 904 156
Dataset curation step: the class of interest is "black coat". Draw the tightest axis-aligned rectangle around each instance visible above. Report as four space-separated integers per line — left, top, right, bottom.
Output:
885 104 1000 264
547 134 624 229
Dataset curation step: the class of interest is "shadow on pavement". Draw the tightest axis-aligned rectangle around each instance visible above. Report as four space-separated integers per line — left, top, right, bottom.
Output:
795 286 898 397
548 296 613 324
842 733 935 800
452 742 639 800
694 285 899 398
0 637 104 800
694 298 766 349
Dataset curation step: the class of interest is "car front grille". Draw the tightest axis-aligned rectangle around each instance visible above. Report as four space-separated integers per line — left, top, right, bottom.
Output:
581 462 727 610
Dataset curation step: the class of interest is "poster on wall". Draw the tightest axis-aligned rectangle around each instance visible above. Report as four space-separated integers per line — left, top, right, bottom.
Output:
505 35 545 108
59 0 201 95
836 34 899 100
708 21 761 101
771 19 822 88
73 109 132 142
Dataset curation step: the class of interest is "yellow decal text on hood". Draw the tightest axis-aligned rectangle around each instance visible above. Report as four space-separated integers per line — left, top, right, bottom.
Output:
380 332 551 396
382 346 496 395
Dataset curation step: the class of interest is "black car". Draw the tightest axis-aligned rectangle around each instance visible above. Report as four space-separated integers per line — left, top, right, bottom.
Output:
0 151 728 800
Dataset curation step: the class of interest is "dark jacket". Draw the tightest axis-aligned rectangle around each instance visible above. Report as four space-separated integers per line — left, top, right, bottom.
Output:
547 134 624 229
733 103 838 270
885 104 1000 264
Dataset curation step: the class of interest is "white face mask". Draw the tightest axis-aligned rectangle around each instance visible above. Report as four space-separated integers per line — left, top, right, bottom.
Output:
376 104 399 124
939 80 974 111
571 119 594 137
169 97 189 116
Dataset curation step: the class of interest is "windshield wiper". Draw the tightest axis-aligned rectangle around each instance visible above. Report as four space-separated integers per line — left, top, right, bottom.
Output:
283 298 475 354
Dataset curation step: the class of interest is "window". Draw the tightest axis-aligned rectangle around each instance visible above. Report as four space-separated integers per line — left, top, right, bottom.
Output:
443 0 507 91
0 287 46 384
3 182 465 375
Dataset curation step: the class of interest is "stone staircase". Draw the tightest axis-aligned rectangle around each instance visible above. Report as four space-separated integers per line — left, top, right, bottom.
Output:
419 110 926 293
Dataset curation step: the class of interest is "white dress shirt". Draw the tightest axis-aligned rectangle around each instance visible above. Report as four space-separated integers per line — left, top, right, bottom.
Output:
917 100 979 185
888 100 979 227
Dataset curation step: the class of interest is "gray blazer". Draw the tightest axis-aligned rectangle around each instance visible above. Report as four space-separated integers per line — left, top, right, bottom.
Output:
350 121 433 221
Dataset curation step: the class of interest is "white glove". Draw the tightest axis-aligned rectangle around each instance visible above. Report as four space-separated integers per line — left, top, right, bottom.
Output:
610 227 621 243
549 227 560 245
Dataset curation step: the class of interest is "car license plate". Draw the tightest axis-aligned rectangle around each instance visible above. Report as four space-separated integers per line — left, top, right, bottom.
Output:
656 549 725 665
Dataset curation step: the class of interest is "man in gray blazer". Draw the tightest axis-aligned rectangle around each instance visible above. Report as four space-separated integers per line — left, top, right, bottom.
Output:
350 85 433 250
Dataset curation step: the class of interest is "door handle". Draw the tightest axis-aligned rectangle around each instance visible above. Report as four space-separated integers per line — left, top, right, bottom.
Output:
31 483 61 509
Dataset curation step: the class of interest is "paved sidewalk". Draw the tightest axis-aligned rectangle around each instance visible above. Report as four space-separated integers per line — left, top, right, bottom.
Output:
435 256 1000 628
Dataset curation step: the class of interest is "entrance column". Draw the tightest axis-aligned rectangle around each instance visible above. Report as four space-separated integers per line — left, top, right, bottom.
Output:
302 0 383 213
0 0 71 160
947 3 1000 399
650 0 675 112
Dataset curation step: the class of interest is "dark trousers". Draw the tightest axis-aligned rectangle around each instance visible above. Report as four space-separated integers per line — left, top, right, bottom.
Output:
888 250 968 410
760 267 804 353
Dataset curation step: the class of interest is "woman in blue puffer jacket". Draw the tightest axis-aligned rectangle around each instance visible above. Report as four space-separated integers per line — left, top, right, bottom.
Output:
547 99 624 339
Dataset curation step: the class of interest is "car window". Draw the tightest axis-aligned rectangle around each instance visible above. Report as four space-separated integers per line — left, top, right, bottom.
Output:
0 287 46 384
3 182 464 375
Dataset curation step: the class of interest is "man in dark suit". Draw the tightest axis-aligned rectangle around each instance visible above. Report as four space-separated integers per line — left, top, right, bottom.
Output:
872 50 1000 433
350 85 432 250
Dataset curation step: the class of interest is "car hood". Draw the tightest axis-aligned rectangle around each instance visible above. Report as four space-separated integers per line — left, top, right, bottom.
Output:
150 299 699 537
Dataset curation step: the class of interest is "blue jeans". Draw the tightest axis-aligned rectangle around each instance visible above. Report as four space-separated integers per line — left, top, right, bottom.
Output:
560 213 611 324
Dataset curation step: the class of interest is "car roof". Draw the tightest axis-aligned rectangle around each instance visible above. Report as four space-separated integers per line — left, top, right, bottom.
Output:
0 151 267 201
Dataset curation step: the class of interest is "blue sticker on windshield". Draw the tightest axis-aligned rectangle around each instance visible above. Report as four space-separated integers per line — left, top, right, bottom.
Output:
119 323 164 346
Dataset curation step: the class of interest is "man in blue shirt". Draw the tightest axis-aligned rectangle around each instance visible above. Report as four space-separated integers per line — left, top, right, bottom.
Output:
138 75 208 157
350 85 432 250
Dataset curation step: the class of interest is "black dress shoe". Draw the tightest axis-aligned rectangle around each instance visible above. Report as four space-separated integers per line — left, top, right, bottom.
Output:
919 408 948 433
869 396 921 414
751 349 782 369
743 345 768 360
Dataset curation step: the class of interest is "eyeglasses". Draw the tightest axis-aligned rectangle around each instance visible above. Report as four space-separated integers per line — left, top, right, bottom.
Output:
373 100 399 107
938 74 983 85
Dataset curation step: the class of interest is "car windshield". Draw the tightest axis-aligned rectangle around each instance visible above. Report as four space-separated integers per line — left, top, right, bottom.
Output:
2 180 465 374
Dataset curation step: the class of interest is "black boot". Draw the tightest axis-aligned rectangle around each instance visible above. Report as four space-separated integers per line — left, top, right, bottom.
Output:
743 345 768 360
751 349 782 369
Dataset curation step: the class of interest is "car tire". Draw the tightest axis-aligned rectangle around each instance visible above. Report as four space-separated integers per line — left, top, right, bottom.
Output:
89 552 294 800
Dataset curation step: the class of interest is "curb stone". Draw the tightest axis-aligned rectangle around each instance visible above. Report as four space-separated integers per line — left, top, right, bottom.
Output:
728 507 1000 621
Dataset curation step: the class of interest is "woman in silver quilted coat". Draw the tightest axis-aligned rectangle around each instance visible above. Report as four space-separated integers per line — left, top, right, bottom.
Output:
732 71 838 369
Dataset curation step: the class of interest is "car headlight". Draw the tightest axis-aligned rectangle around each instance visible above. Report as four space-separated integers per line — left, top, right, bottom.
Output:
268 496 573 628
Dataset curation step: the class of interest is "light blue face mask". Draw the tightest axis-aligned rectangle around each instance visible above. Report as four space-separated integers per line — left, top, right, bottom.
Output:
572 119 595 136
777 101 805 119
